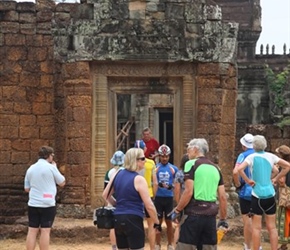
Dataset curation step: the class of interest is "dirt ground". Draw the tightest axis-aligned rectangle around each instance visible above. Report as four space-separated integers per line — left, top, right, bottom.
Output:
0 216 273 250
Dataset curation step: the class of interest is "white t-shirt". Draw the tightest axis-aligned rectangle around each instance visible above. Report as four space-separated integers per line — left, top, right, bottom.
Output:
24 159 65 207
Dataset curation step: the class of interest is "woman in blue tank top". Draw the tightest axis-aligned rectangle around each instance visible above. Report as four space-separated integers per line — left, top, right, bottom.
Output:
103 148 160 250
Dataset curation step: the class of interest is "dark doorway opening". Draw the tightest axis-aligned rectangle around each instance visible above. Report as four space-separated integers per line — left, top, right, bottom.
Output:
159 109 174 163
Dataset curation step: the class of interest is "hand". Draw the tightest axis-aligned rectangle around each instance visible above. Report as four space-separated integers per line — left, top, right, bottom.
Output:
217 219 229 229
168 208 182 223
247 180 255 187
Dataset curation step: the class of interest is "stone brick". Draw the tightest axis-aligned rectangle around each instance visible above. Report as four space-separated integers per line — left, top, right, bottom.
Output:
1 22 19 33
197 76 221 88
4 34 25 46
40 60 53 74
197 63 220 75
1 74 20 86
67 122 91 138
63 62 90 80
220 123 235 135
7 46 27 61
2 86 26 102
0 1 17 11
73 106 90 122
32 102 52 115
0 151 11 164
0 126 18 139
69 138 91 152
70 164 90 177
198 88 222 105
0 114 19 126
19 126 39 139
40 126 55 139
40 74 54 88
222 89 237 107
0 139 11 151
67 95 91 107
14 102 32 114
221 107 236 124
30 139 51 151
196 122 220 135
37 115 54 126
67 151 90 165
265 125 282 138
19 115 36 126
11 139 31 151
19 13 36 23
25 34 43 46
20 23 36 35
221 76 237 90
26 89 46 103
28 47 47 62
11 151 30 164
282 126 290 138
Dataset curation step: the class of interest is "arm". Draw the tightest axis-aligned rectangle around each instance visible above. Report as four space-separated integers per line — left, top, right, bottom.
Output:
152 169 158 198
175 178 193 212
135 175 159 224
174 182 181 203
272 159 290 185
217 184 227 220
237 161 255 186
233 163 241 187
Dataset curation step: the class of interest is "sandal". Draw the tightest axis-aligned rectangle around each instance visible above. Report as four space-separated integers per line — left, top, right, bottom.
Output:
278 244 288 250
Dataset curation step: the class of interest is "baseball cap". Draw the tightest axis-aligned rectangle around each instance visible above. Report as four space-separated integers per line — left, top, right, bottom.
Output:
240 133 253 149
110 150 125 166
134 140 146 149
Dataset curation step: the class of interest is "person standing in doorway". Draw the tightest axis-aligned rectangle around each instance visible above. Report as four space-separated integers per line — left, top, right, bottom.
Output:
24 146 66 250
233 133 255 250
142 127 160 162
154 144 178 250
134 139 157 250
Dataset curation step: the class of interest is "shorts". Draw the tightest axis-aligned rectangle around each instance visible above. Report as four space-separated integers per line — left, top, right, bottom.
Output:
144 198 154 218
251 196 276 215
177 215 217 249
154 196 173 220
28 206 56 228
114 214 145 249
239 197 252 215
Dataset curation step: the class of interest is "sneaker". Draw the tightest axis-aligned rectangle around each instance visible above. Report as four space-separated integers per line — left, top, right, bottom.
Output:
167 245 174 250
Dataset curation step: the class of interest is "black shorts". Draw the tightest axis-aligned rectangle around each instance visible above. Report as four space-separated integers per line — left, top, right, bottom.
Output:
154 196 173 220
28 206 56 228
177 215 217 248
114 214 145 249
251 196 276 215
239 197 252 215
144 198 154 218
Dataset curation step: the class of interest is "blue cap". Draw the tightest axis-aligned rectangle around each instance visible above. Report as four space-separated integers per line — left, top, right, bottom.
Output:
110 151 125 166
134 140 146 149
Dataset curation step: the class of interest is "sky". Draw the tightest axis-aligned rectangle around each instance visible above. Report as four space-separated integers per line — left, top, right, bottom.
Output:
14 0 290 55
257 0 290 54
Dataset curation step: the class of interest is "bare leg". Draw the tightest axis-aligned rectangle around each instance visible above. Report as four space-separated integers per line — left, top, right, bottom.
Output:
155 218 163 247
265 214 278 250
242 214 252 249
165 219 174 246
173 224 179 248
110 229 117 249
146 217 156 250
252 215 262 250
26 227 39 250
39 227 51 250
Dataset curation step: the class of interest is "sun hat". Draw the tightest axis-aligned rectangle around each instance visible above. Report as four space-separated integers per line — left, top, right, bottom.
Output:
110 150 125 166
134 140 146 149
240 133 254 148
275 145 290 160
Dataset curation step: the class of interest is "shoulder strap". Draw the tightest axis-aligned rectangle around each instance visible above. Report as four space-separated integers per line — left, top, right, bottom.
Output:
107 169 121 199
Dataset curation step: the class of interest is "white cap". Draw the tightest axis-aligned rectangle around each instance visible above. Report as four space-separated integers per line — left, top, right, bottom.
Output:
240 133 253 149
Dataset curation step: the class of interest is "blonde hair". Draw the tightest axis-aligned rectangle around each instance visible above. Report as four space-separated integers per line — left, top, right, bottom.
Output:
124 148 144 171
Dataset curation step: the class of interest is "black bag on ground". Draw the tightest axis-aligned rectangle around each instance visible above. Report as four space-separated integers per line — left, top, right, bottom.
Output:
93 206 115 229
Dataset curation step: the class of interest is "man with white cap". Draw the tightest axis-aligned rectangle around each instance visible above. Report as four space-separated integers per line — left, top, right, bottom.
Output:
233 133 255 250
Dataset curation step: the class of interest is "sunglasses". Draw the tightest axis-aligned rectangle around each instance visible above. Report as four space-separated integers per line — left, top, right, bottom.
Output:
137 157 146 161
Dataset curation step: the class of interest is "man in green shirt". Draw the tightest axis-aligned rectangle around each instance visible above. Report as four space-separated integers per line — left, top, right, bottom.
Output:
174 138 228 250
